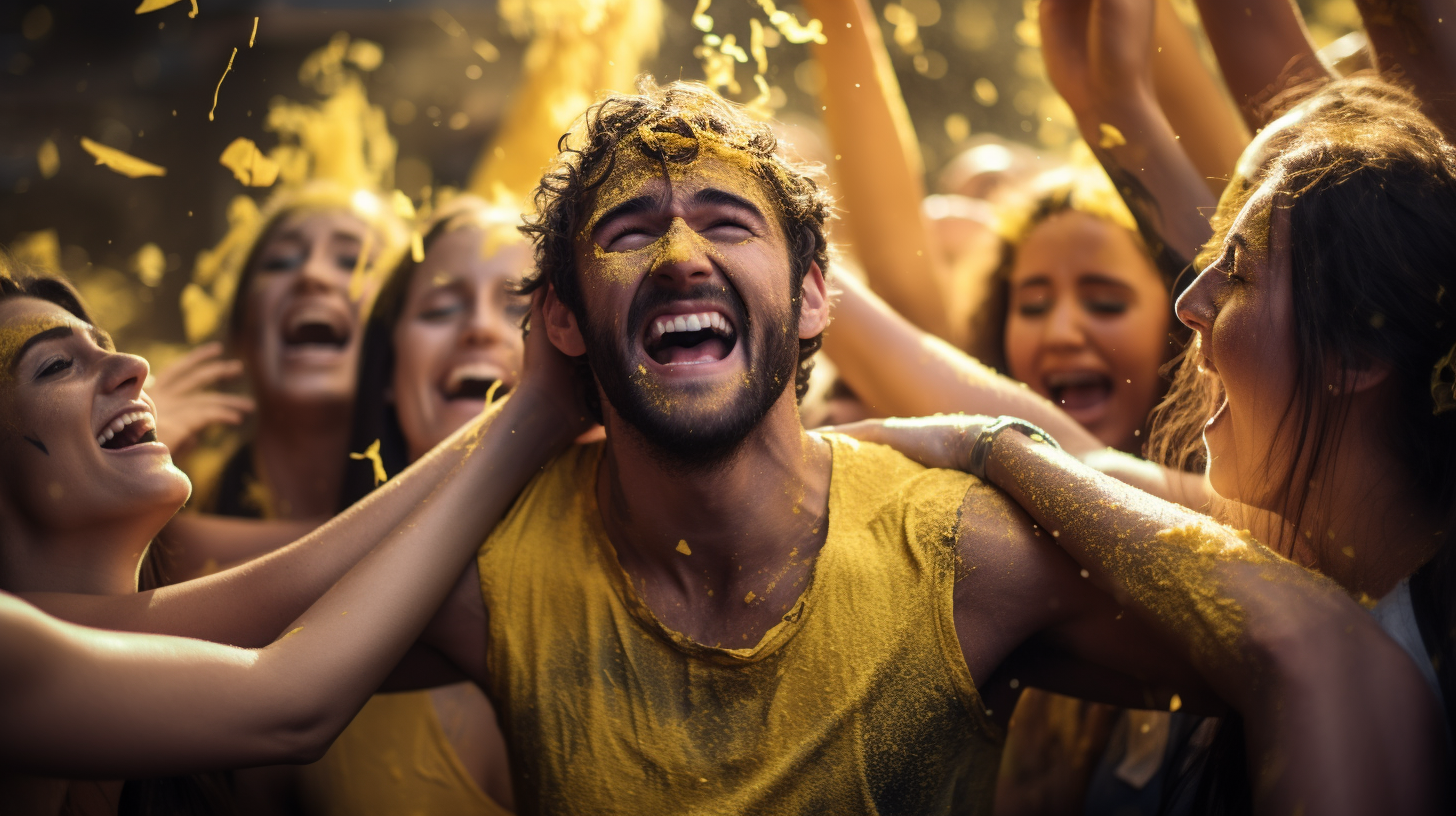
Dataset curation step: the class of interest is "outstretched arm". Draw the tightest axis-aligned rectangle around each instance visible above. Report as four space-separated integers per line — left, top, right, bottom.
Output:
804 0 963 347
1356 0 1456 139
1149 0 1250 192
823 277 1211 508
1191 0 1330 131
0 392 570 777
24 301 589 649
842 417 1445 815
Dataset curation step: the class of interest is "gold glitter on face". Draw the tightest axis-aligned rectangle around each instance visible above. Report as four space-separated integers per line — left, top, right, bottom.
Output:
0 312 90 385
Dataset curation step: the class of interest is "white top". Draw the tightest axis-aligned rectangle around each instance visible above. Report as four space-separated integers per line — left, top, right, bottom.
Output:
1370 578 1445 717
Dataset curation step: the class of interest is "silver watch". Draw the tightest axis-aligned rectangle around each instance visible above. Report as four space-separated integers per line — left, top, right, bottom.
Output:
967 416 1061 480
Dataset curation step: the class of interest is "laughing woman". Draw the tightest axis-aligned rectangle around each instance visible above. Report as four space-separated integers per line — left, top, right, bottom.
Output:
0 272 586 815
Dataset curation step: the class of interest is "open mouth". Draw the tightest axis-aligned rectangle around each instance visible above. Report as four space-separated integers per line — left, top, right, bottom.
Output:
282 310 350 349
644 310 737 366
97 410 158 450
1044 370 1113 413
441 364 508 401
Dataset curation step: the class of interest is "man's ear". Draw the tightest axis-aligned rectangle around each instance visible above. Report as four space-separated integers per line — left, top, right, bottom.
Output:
542 285 587 357
797 261 831 339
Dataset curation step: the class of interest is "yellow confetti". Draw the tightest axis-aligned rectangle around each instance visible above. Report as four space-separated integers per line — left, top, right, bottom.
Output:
79 137 166 178
218 137 279 186
133 0 185 13
190 0 198 18
431 9 466 38
692 0 714 32
209 47 238 122
279 626 305 640
718 33 748 64
250 16 258 47
346 39 382 71
744 590 756 604
749 19 768 74
755 0 826 44
410 231 424 262
473 38 500 63
130 243 166 287
484 379 503 408
349 439 389 486
1169 693 1182 712
676 540 692 556
37 138 59 179
179 282 222 342
1098 123 1127 149
391 189 417 220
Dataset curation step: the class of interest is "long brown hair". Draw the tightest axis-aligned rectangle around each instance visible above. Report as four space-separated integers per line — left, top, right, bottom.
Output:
1148 77 1456 808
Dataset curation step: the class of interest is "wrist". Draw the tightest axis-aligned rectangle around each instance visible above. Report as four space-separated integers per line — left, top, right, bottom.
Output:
968 416 1060 482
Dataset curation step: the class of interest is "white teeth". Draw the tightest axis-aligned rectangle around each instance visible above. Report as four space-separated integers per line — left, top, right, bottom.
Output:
651 311 735 340
96 411 155 448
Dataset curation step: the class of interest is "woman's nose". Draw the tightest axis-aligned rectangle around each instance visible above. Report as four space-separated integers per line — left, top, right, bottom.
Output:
1175 266 1218 335
1043 298 1087 349
102 351 150 399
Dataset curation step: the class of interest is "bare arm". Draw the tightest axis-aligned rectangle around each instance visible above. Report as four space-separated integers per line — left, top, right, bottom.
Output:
0 386 574 777
1356 0 1456 138
1042 0 1216 285
157 514 320 581
23 302 590 649
1150 0 1251 192
803 0 962 347
1191 0 1330 131
822 277 1211 507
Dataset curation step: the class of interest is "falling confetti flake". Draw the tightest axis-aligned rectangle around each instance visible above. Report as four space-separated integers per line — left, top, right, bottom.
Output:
130 243 166 287
676 540 692 556
209 47 238 122
79 137 166 178
250 16 258 47
219 137 280 186
350 439 389 486
1098 123 1127 149
133 0 186 13
37 139 59 178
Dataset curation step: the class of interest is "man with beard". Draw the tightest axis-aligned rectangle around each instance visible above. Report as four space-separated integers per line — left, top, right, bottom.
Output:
402 82 1438 814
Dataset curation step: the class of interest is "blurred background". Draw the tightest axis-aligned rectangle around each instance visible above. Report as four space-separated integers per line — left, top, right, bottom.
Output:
0 0 1361 355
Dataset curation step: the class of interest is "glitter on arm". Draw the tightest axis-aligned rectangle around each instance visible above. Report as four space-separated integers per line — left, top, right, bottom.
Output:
208 47 238 122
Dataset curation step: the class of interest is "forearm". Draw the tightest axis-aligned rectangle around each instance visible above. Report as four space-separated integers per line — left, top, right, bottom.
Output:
1078 88 1215 283
1150 0 1250 192
824 274 1104 455
1192 0 1330 131
805 0 959 346
158 514 321 581
26 392 565 646
1357 0 1456 139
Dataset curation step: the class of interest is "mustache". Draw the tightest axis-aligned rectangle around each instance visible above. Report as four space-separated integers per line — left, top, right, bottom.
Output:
625 280 748 340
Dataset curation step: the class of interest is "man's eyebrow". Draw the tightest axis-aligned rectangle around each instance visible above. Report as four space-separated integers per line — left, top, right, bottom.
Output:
10 326 73 372
692 187 766 221
591 194 664 233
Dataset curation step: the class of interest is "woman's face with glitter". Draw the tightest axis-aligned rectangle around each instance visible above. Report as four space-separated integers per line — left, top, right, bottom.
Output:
0 297 190 541
1176 183 1299 506
236 209 377 412
547 140 828 458
391 226 531 462
1004 211 1171 453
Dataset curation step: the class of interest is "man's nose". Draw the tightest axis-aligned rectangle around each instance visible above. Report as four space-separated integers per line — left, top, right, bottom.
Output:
649 218 715 286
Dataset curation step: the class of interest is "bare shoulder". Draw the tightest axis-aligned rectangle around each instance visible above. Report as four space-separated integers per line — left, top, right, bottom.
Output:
0 594 65 694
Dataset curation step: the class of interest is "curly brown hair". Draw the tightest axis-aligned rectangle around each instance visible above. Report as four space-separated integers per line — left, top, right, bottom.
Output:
517 79 832 403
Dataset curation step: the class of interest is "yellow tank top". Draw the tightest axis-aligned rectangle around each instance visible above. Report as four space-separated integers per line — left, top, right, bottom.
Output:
477 434 1003 815
296 690 511 816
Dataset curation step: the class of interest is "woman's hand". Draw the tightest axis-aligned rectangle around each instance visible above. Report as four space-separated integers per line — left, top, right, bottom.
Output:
823 415 993 474
511 291 594 441
145 342 254 458
1041 0 1158 118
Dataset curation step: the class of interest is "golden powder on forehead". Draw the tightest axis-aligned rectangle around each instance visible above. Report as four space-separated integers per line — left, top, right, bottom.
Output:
0 313 84 383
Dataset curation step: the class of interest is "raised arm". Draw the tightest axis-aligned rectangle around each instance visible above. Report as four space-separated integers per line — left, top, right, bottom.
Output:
803 0 963 347
1149 0 1250 192
1042 0 1216 283
1191 0 1330 131
1355 0 1456 138
24 302 588 648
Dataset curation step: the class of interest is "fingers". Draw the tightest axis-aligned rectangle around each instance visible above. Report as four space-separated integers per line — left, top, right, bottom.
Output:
153 342 226 385
157 358 245 397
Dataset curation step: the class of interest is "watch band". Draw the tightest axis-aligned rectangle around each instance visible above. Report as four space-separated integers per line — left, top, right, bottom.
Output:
967 416 1061 480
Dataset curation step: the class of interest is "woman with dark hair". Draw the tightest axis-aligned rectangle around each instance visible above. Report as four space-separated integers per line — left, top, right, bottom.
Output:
843 72 1456 814
0 270 586 815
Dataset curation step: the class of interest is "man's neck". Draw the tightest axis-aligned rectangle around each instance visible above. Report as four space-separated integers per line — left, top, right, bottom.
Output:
596 395 832 645
252 399 352 520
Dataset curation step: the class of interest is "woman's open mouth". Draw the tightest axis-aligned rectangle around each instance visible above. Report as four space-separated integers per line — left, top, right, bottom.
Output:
440 363 509 402
1044 370 1113 423
281 308 351 353
644 309 737 366
96 410 159 450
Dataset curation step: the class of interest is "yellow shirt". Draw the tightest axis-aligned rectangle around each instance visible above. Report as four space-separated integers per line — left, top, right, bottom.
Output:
477 434 1003 815
296 690 511 816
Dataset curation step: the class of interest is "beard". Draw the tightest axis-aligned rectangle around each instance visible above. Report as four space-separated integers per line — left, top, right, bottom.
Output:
580 281 800 468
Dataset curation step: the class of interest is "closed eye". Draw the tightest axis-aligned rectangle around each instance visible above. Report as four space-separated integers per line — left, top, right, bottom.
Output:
36 356 72 379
